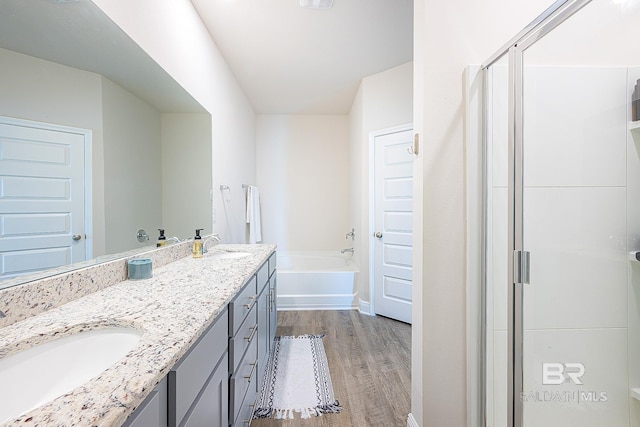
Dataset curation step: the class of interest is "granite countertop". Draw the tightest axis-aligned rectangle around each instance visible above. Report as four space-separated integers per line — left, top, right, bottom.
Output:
0 243 276 426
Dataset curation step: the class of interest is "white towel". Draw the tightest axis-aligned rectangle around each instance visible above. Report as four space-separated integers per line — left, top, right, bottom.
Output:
246 185 262 243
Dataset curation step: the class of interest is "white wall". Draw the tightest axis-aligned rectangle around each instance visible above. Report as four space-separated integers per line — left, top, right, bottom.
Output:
256 115 349 251
212 108 256 244
413 0 551 425
93 0 257 244
161 114 212 240
522 0 640 66
349 62 413 307
101 77 163 254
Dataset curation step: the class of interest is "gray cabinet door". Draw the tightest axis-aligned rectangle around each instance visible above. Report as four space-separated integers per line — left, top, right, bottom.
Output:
169 310 228 427
182 353 229 427
122 376 168 427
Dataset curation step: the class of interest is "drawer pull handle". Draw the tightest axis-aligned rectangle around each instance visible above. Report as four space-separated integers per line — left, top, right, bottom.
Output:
244 361 257 383
245 324 258 343
244 295 258 310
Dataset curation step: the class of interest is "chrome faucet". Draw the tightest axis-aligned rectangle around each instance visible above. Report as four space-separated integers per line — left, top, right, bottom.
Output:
341 248 354 254
166 236 184 244
345 228 355 240
203 234 221 253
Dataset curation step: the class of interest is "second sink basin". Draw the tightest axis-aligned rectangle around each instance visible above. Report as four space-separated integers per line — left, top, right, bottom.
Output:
209 251 251 260
0 326 142 423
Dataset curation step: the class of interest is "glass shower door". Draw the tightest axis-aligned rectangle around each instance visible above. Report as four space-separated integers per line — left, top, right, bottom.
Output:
517 2 632 425
519 65 629 426
483 0 640 426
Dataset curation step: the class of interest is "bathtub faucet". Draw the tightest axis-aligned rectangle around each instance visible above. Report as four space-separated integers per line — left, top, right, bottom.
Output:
341 248 354 254
345 228 355 240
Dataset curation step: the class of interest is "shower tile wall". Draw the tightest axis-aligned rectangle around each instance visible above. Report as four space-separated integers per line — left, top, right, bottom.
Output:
487 66 633 426
486 63 508 427
627 67 640 427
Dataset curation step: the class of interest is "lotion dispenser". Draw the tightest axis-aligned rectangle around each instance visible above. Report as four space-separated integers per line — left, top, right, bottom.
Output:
157 229 167 247
192 229 204 258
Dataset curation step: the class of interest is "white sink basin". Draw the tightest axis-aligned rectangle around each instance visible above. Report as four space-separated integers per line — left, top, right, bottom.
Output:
209 251 251 260
0 327 141 423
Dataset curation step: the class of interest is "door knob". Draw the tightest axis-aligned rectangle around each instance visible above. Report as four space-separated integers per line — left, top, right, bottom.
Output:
374 232 383 238
72 234 82 241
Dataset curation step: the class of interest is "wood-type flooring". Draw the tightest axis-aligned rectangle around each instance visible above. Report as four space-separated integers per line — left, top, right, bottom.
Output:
251 310 411 427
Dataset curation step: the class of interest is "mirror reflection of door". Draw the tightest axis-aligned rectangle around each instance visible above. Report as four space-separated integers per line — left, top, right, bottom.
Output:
0 117 90 280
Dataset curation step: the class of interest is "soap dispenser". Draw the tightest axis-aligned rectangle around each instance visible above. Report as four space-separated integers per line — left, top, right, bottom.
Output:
157 229 167 247
192 229 204 258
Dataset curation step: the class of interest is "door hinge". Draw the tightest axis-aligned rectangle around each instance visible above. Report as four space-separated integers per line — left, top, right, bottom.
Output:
513 250 530 285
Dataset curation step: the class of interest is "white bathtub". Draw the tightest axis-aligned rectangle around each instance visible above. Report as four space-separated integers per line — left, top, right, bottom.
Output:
276 251 359 311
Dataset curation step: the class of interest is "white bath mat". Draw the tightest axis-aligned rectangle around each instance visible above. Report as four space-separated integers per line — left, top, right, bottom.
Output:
253 334 342 420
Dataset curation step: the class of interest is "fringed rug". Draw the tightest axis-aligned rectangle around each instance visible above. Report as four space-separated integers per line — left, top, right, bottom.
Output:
253 334 342 420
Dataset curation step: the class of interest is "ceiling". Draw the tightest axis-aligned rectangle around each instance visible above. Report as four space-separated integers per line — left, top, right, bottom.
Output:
190 0 413 114
0 0 412 115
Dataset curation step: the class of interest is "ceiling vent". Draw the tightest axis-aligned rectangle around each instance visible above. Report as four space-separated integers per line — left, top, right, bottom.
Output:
299 0 334 10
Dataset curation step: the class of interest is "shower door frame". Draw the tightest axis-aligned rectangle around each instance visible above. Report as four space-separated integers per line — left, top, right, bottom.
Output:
481 1 593 426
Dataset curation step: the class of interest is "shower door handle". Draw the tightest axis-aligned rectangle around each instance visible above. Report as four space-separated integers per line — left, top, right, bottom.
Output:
374 232 383 239
513 250 531 285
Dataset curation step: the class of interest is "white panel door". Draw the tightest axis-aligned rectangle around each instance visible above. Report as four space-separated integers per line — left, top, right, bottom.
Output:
373 128 413 323
0 120 88 279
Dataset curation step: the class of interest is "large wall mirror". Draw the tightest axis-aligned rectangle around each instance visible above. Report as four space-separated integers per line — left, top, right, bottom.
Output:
0 0 213 289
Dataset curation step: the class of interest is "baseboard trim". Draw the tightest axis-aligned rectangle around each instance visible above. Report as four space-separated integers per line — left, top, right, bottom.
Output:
407 413 419 427
276 294 357 311
277 306 357 311
358 300 373 315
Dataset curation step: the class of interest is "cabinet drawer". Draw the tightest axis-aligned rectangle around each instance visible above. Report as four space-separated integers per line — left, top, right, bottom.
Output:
229 300 257 373
232 377 258 427
229 276 258 337
169 310 228 426
257 261 269 293
229 334 258 424
268 252 276 278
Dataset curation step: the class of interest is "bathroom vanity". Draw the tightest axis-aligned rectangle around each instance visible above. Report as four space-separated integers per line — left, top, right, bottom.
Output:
0 243 277 426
